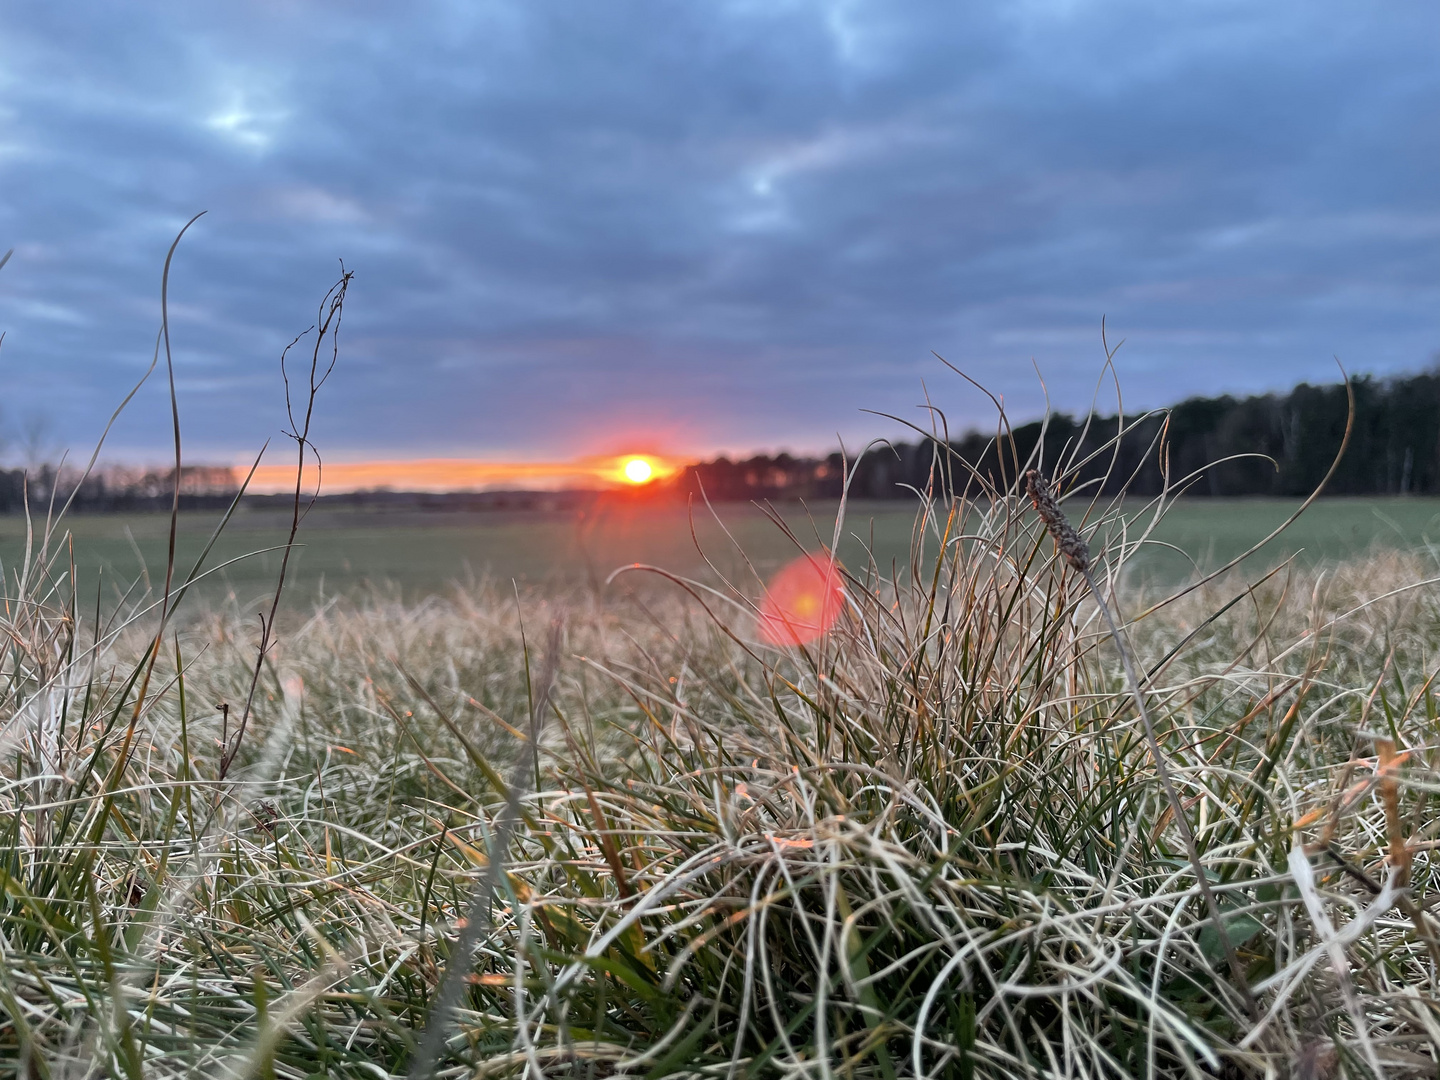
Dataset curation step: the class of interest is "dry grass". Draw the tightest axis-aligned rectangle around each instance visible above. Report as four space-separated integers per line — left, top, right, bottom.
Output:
0 468 1438 1078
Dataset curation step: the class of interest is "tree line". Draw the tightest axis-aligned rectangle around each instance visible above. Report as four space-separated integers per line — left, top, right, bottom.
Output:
677 369 1440 501
0 464 239 514
4 368 1437 512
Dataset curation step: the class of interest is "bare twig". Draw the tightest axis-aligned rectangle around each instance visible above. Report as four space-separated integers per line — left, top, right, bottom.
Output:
220 265 352 779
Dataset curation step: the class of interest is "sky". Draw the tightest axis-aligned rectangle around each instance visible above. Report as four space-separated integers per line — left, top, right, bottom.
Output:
0 0 1436 482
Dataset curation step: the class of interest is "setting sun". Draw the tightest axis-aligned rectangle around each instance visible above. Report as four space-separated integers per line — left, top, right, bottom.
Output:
603 453 680 487
623 457 654 484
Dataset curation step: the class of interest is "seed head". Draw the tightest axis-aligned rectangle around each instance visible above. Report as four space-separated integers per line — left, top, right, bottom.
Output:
1024 470 1090 573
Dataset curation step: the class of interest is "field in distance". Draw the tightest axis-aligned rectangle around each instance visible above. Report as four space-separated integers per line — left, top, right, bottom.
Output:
4 495 1440 605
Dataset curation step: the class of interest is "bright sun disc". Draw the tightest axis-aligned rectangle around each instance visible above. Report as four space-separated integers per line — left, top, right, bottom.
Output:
623 458 653 484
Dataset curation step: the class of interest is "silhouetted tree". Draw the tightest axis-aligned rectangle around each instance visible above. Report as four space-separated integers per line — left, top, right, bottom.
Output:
675 366 1440 501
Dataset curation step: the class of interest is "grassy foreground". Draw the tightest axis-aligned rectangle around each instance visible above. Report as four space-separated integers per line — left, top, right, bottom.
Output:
1 484 1439 1078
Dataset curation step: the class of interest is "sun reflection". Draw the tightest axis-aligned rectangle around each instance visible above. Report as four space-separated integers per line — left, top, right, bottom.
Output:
757 553 846 647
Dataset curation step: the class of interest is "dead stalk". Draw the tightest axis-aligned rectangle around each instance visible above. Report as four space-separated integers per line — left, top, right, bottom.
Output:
221 266 353 779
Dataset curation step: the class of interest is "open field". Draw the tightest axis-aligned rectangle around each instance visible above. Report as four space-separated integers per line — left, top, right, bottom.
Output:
5 495 1440 605
0 485 1437 1076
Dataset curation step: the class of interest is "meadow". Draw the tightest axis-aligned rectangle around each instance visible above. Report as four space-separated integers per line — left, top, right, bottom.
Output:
0 478 1438 1078
7 494 1440 605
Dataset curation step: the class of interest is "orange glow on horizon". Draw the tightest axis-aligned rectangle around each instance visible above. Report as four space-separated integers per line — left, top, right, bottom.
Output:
244 453 683 494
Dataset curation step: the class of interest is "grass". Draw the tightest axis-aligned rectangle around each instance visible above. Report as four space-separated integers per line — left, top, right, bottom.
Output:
1 468 1439 1077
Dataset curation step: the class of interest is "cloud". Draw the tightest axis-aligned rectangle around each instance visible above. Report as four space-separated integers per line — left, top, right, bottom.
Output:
0 0 1435 466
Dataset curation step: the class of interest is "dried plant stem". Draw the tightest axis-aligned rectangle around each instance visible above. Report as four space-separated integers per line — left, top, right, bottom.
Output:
1375 736 1410 886
1374 735 1440 976
220 266 352 779
1026 470 1261 1022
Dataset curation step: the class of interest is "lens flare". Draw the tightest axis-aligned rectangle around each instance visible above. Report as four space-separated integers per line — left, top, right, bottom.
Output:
623 458 654 483
757 553 845 646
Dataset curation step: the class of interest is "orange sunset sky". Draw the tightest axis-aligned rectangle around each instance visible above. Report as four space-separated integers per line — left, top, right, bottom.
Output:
245 453 683 494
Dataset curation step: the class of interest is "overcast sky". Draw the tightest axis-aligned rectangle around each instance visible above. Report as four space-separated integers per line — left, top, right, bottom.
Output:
0 0 1436 468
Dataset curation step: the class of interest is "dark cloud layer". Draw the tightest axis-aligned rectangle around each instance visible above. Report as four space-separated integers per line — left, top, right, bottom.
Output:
0 0 1436 463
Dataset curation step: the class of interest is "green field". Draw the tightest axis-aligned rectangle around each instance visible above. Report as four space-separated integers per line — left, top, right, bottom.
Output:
0 500 917 606
6 495 1440 605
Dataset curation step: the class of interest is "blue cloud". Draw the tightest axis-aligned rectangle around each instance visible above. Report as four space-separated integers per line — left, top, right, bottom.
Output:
0 0 1435 463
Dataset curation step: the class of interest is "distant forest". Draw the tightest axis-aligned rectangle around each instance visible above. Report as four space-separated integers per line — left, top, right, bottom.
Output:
679 369 1440 501
0 465 239 515
5 369 1440 513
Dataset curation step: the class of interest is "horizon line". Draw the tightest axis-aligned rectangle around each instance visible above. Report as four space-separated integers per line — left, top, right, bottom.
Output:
245 454 687 494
